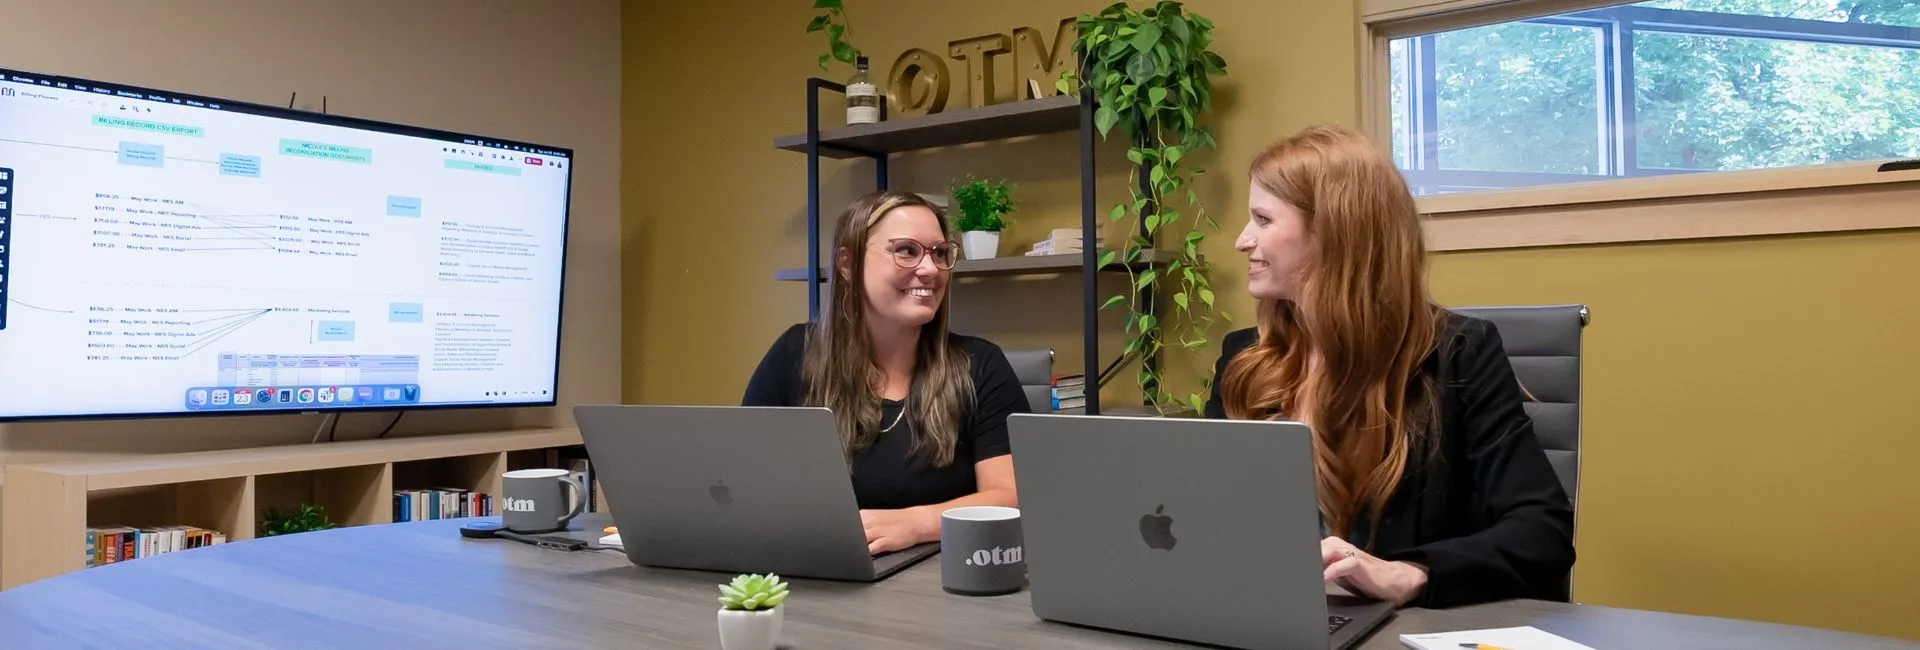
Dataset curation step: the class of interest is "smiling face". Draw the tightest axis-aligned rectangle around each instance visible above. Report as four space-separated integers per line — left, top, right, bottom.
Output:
1237 179 1313 301
851 204 952 330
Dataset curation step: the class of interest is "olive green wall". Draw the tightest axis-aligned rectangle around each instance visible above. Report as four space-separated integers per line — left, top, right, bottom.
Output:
622 0 1920 640
1430 231 1920 640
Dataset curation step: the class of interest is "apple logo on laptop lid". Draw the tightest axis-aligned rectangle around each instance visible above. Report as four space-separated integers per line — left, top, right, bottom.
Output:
1139 504 1176 550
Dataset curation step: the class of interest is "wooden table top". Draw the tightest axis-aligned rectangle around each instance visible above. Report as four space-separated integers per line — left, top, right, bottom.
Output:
0 515 1911 649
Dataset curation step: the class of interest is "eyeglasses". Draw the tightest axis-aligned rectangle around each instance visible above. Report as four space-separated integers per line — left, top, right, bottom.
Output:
875 238 959 270
876 238 959 270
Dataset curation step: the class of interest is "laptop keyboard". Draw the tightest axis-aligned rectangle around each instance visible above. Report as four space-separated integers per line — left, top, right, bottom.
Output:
1328 615 1353 634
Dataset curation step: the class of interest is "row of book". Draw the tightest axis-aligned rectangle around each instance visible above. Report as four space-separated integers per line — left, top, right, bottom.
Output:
85 525 228 568
394 488 494 522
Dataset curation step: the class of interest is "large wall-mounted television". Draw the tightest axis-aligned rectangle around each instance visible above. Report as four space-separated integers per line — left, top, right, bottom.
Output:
0 66 573 422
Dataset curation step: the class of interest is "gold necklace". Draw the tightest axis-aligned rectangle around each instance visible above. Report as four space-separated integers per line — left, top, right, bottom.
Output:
879 406 905 433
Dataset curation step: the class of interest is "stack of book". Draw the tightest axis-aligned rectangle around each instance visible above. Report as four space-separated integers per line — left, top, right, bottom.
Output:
392 488 494 522
85 525 228 568
1025 227 1103 257
1048 374 1087 411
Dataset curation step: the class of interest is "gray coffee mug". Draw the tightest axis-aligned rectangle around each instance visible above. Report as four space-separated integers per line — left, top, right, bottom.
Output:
940 506 1025 596
501 468 584 533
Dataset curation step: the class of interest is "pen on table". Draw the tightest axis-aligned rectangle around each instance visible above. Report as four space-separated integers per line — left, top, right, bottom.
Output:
1459 644 1511 650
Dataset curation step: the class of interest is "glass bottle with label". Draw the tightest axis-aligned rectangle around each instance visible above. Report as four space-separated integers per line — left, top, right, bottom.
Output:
846 55 880 125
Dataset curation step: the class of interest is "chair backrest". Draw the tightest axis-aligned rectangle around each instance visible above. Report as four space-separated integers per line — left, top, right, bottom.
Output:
1451 304 1586 603
1001 348 1054 412
1449 304 1586 507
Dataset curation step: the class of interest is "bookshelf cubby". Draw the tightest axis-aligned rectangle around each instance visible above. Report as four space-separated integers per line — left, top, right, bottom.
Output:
1 427 581 590
391 453 508 523
256 464 393 529
393 453 506 499
506 448 555 472
85 477 253 544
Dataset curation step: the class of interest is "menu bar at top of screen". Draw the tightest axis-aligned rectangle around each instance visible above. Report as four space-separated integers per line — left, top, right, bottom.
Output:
0 68 570 159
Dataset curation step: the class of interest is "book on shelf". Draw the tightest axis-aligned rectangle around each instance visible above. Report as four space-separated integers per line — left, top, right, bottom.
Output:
84 524 227 568
1027 241 1081 256
391 488 495 523
1042 226 1103 240
1025 227 1106 257
1046 373 1089 411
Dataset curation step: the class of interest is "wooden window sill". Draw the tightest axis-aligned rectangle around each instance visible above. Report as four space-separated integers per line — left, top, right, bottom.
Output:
1420 162 1920 251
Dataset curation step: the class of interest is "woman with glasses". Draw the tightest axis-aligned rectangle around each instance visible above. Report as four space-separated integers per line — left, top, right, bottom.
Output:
742 190 1031 556
1204 126 1574 608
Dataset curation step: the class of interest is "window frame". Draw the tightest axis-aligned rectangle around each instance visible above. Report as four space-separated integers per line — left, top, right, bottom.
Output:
1360 0 1920 250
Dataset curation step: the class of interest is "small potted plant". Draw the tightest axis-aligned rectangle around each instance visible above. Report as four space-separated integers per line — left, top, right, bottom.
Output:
950 175 1014 260
257 503 338 537
716 572 789 650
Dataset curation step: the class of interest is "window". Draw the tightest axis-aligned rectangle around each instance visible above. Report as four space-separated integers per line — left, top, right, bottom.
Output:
1389 0 1920 196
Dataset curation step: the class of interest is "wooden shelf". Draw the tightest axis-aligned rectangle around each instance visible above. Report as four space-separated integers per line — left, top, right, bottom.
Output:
775 250 1177 282
0 427 581 590
772 95 1081 159
23 428 577 491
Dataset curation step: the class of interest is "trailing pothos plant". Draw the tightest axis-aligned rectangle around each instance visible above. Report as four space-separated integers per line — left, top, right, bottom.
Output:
804 0 860 71
1057 1 1228 415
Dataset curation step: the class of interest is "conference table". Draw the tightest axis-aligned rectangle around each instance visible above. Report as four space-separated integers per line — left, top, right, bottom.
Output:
0 515 1910 649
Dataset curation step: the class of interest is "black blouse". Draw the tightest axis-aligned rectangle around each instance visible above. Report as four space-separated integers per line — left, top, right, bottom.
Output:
741 323 1031 510
1204 311 1577 608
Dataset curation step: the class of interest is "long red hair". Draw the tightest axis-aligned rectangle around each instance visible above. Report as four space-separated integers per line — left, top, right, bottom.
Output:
1219 125 1445 546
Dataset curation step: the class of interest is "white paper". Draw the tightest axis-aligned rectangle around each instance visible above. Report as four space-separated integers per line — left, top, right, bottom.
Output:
1399 625 1596 650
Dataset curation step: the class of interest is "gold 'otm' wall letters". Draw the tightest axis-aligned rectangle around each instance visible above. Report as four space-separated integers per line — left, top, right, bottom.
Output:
885 18 1078 117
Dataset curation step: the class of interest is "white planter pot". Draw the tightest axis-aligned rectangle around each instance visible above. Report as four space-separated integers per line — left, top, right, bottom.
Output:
717 606 783 650
962 230 1000 260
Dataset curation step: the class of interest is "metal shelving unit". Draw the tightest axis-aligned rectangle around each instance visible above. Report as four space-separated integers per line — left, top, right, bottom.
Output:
772 76 1170 415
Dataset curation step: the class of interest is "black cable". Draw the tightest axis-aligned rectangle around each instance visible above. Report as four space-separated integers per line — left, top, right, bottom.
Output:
325 413 340 442
374 410 406 439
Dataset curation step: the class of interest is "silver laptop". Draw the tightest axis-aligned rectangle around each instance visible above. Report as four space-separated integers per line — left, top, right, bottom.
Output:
573 404 939 582
1008 413 1396 650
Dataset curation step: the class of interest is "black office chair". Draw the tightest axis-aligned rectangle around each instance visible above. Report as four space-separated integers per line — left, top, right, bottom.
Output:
1000 348 1054 413
1451 303 1587 601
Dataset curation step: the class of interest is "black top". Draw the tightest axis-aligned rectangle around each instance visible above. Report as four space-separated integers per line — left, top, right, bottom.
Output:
741 323 1031 510
1203 311 1576 609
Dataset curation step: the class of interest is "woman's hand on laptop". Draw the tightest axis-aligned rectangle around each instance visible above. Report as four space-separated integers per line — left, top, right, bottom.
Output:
1320 536 1428 606
861 507 938 555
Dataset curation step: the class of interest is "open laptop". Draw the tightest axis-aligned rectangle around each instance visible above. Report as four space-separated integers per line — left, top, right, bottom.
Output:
1007 413 1396 650
573 404 939 582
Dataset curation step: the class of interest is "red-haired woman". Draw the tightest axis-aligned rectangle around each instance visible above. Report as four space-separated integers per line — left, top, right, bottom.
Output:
1205 125 1575 609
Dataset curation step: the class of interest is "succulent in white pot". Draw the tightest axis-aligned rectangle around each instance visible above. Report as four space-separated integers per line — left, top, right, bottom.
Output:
716 573 789 650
